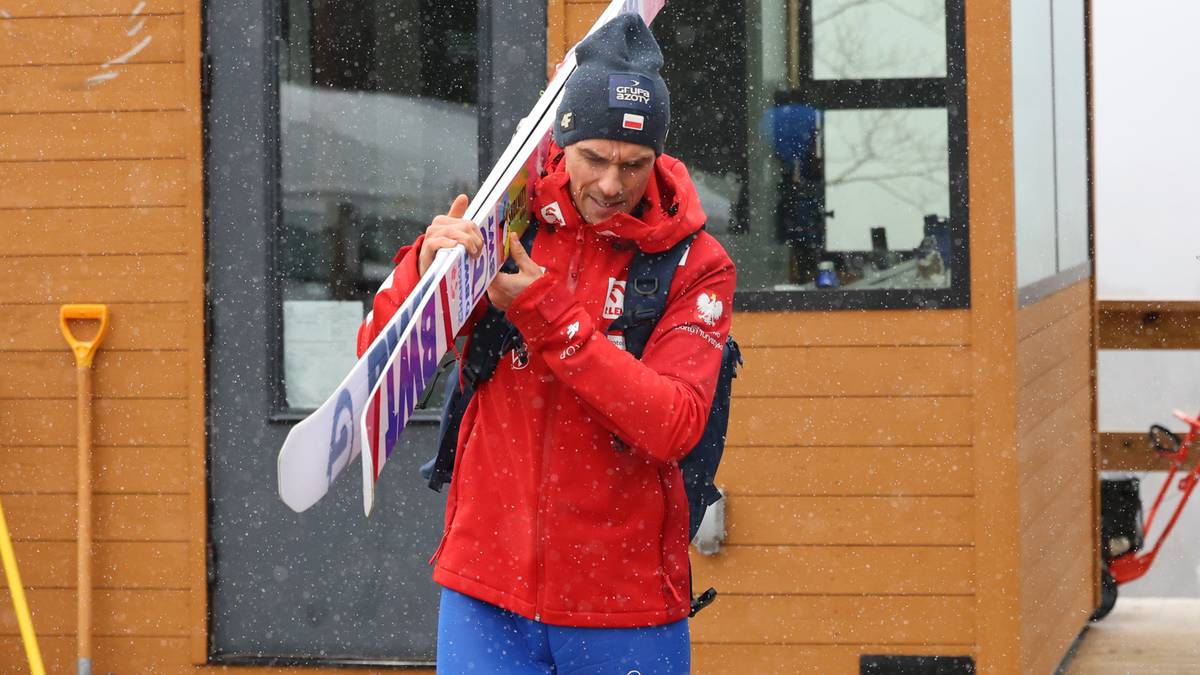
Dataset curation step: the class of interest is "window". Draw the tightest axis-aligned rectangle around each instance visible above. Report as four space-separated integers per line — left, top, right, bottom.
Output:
655 0 968 310
277 0 479 411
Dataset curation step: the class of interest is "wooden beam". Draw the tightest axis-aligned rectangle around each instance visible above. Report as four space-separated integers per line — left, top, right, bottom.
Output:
1098 432 1197 472
1098 301 1200 350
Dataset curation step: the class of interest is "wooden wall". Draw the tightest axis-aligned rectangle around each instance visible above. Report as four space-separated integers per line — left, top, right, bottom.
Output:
1015 281 1097 674
692 310 978 673
0 0 208 670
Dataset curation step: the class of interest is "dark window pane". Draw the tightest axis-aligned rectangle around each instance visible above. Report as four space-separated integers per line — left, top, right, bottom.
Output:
279 0 478 409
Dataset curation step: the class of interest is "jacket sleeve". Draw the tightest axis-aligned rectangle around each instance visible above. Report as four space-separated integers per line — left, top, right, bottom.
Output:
356 236 426 357
505 236 736 463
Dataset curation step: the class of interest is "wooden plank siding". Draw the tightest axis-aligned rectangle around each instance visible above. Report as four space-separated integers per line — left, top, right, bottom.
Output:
0 16 183 66
1015 281 1096 674
693 645 978 675
0 0 207 671
2 0 186 18
0 112 193 164
695 309 979 669
0 447 190 494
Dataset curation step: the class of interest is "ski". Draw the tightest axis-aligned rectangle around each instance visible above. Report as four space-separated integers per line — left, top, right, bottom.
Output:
277 0 668 515
277 249 458 512
358 0 669 516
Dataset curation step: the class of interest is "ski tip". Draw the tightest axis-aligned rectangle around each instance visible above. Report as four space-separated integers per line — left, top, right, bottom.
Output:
280 489 315 514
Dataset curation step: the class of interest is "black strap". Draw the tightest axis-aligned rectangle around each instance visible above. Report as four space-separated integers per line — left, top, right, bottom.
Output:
608 233 698 359
689 587 717 617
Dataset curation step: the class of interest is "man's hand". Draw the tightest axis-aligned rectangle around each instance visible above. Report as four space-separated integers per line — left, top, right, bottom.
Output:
487 233 543 311
419 194 484 276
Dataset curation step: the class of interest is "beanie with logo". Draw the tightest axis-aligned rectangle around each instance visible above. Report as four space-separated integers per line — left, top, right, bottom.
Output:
553 13 671 155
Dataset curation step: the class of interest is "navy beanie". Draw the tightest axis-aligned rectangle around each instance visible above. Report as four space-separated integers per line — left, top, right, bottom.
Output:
553 13 671 155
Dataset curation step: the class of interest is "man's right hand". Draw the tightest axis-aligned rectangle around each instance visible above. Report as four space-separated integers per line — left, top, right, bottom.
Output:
418 194 484 276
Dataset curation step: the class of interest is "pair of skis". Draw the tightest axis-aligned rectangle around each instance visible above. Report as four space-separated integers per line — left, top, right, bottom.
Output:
276 0 668 516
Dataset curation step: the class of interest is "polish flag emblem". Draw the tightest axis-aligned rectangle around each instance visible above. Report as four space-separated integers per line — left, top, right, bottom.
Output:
622 113 645 131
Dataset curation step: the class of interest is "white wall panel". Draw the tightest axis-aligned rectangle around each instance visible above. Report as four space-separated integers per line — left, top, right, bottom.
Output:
1052 0 1089 271
1098 350 1200 432
1095 2 1200 300
1012 1 1058 287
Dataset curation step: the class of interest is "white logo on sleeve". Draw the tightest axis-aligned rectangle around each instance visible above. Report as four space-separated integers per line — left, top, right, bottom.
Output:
602 278 626 319
696 292 723 327
540 202 565 226
560 321 583 360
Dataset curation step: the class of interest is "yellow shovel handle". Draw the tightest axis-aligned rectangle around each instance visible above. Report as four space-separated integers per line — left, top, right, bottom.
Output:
0 500 46 675
59 305 110 369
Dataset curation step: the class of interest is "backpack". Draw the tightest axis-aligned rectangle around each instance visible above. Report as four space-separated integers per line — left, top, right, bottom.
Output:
423 224 741 616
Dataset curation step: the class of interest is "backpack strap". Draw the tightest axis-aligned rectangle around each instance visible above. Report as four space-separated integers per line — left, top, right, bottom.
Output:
608 232 698 359
608 230 740 619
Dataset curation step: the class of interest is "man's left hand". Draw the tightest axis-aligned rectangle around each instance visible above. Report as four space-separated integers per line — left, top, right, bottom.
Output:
488 233 543 311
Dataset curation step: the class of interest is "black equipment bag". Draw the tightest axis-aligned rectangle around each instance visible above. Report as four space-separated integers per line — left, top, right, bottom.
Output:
1099 477 1145 560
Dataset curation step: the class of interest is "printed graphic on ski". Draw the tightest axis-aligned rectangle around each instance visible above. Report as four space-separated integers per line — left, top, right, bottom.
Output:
361 178 530 515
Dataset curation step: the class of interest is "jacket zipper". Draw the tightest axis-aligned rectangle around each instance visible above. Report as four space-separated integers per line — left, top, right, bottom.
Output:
566 226 585 293
534 229 580 622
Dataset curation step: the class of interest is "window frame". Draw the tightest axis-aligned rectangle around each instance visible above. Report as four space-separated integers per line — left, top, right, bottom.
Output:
734 0 970 312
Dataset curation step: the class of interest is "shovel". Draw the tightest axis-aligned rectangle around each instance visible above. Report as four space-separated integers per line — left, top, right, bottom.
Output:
59 304 110 675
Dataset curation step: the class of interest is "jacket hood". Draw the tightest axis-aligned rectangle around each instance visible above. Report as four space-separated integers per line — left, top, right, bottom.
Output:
530 143 707 253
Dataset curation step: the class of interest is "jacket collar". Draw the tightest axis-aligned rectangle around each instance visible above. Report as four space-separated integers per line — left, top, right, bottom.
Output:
530 144 707 253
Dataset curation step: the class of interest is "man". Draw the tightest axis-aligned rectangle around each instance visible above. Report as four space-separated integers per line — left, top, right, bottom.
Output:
357 14 734 673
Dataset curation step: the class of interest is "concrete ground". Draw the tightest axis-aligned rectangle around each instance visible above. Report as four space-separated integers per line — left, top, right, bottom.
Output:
1065 597 1200 674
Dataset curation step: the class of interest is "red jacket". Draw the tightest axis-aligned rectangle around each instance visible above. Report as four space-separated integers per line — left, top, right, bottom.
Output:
357 146 735 627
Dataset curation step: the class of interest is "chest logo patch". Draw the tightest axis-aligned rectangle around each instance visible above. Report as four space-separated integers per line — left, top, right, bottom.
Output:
540 202 565 226
566 321 580 341
696 291 723 327
603 278 626 320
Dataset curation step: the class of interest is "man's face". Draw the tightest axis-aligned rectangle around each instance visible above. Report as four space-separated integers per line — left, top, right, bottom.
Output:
563 139 656 224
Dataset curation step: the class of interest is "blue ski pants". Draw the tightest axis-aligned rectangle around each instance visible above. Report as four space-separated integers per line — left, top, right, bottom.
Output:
436 588 690 674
